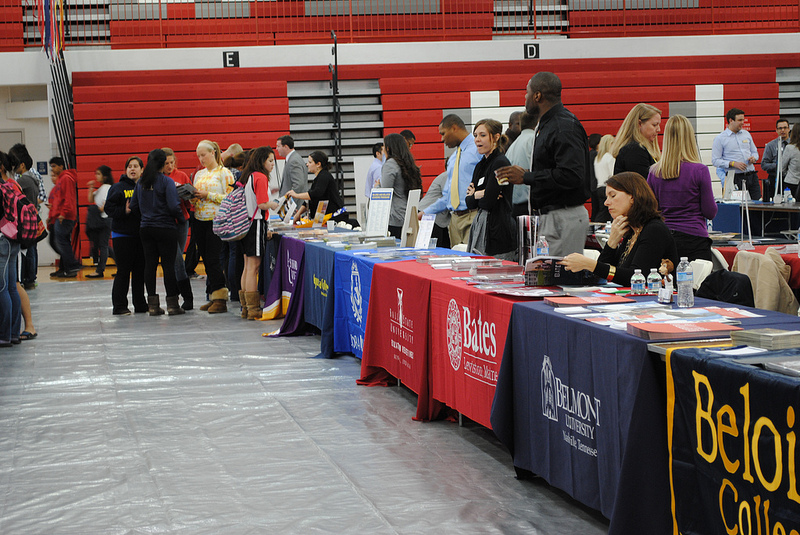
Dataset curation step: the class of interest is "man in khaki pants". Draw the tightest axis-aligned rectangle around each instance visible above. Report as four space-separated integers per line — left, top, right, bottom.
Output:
417 114 482 246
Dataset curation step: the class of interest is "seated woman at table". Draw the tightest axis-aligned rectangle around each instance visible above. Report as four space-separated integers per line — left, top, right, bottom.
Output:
465 118 516 260
377 133 422 239
647 114 717 262
287 151 348 225
781 123 800 198
559 172 678 286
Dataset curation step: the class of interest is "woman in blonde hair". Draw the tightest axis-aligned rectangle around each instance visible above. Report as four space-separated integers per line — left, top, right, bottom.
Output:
592 134 615 221
612 103 662 179
192 139 234 313
647 114 717 261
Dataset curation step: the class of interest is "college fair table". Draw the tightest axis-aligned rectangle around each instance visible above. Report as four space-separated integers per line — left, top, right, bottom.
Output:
666 346 800 535
490 297 800 535
359 258 516 422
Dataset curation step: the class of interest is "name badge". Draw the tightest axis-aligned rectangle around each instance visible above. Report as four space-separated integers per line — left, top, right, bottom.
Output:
743 139 750 144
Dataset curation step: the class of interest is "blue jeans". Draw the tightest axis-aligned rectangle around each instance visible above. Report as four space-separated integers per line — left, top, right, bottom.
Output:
50 219 80 272
0 237 21 343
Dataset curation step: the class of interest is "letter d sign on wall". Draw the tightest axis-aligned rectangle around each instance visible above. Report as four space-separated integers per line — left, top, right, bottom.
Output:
223 51 240 68
524 43 540 59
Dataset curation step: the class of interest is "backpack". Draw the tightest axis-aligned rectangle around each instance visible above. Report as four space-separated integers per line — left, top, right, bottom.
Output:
0 181 40 247
212 184 251 241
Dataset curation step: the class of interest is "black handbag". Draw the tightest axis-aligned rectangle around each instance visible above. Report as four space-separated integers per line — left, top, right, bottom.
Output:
86 205 106 231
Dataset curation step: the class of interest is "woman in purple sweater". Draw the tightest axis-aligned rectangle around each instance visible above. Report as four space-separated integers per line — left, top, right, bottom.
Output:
647 114 718 262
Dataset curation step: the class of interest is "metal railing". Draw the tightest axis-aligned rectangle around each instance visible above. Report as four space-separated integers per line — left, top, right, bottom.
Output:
9 0 800 51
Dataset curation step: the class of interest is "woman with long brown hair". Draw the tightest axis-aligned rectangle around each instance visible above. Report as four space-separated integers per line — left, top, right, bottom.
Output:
378 133 422 239
559 172 678 286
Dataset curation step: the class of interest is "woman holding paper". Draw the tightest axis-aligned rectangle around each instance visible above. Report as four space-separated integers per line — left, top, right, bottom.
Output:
559 172 678 286
287 151 347 225
193 139 234 313
464 118 516 259
239 146 279 320
377 133 422 239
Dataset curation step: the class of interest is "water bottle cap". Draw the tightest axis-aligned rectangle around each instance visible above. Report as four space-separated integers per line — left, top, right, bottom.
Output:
680 257 688 261
650 268 657 272
634 269 641 273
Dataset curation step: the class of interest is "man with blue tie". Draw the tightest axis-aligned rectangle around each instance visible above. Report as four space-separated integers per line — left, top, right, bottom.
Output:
417 114 482 247
712 108 760 200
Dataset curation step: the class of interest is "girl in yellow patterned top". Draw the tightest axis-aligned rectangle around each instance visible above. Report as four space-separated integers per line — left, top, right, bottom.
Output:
192 140 234 313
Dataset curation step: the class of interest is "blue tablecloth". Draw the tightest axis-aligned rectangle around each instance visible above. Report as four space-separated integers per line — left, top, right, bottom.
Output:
491 296 800 534
333 248 468 359
303 240 338 357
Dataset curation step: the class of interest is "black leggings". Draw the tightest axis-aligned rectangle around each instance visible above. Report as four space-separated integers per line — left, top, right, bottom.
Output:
112 235 146 311
193 219 225 294
140 226 179 297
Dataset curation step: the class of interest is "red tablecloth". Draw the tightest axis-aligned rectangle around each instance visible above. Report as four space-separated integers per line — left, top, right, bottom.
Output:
428 278 522 428
359 260 460 420
715 245 800 288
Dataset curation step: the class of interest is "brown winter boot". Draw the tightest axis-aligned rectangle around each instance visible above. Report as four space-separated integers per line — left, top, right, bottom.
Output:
207 288 228 314
245 291 262 320
166 295 185 316
147 295 165 316
239 290 247 318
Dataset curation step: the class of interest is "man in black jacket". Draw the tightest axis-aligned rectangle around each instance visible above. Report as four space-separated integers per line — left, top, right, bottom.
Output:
496 71 590 256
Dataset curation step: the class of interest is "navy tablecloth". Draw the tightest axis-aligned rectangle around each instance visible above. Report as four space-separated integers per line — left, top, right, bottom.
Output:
491 296 800 534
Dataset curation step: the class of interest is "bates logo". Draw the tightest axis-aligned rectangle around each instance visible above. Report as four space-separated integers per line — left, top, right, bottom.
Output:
446 299 462 371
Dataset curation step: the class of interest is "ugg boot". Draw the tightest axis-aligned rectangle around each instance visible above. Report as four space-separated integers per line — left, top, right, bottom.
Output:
178 278 194 310
147 295 165 316
207 288 228 314
245 291 262 320
238 290 247 319
166 295 185 316
199 300 213 311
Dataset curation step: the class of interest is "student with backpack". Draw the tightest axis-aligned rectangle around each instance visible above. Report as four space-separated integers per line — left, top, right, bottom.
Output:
236 146 278 320
129 149 185 316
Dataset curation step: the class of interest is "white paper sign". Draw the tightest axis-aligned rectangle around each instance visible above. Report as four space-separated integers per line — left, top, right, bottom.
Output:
282 198 298 224
365 188 393 237
400 189 421 247
415 213 436 249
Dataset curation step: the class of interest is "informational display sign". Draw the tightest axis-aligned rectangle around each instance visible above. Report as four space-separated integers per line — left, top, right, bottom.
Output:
399 189 421 247
282 198 298 224
312 200 329 227
414 213 436 249
365 188 393 237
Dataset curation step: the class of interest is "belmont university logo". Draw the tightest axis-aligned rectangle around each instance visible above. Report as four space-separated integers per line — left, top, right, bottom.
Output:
541 355 558 421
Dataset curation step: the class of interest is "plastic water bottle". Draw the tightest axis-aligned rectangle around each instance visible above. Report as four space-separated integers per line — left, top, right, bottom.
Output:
646 268 662 295
630 269 646 295
535 235 549 256
785 188 795 204
676 257 694 308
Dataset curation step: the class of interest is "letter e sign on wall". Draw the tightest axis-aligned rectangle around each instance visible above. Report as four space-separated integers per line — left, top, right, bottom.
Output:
223 51 240 68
